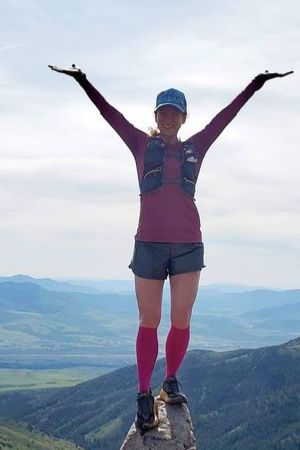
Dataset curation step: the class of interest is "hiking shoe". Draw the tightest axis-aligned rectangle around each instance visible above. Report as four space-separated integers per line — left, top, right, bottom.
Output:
135 390 159 431
159 376 188 404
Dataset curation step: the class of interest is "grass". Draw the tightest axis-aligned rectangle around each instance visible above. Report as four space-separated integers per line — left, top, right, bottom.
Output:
0 367 112 392
0 418 84 449
86 417 123 443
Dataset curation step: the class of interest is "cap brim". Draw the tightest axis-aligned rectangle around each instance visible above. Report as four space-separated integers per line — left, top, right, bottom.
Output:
154 102 186 113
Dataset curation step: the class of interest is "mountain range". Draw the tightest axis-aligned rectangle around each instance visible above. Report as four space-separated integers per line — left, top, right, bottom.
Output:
0 276 299 372
0 337 299 450
0 274 272 294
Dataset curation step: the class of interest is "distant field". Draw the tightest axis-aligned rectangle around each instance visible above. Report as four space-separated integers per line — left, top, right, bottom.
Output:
0 367 112 392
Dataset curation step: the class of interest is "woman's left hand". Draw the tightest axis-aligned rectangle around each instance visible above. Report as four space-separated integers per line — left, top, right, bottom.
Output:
254 70 294 88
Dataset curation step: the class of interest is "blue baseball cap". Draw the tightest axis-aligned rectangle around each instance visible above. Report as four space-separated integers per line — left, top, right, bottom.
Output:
154 88 187 114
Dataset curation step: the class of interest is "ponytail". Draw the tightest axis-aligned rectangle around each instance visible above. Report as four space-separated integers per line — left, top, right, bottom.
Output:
148 127 160 137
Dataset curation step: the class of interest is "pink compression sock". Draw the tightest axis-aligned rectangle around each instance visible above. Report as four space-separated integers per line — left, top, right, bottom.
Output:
136 326 158 393
165 325 190 378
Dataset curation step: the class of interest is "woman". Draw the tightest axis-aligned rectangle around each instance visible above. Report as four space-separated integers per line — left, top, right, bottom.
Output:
48 64 292 431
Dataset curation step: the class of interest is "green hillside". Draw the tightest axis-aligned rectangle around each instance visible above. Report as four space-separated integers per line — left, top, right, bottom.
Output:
0 418 83 450
0 338 299 450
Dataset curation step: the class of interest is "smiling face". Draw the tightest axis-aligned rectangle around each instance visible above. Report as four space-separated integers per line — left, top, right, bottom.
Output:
155 105 186 143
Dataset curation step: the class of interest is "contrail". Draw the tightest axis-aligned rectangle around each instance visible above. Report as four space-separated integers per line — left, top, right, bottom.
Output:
0 43 24 51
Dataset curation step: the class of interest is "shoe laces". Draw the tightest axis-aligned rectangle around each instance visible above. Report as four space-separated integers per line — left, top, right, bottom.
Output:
137 392 153 420
165 376 182 395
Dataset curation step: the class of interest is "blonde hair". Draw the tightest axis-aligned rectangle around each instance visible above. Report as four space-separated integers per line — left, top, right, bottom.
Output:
148 127 160 137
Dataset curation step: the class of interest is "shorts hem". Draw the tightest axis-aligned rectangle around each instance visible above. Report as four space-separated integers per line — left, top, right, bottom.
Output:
169 265 206 277
128 265 167 280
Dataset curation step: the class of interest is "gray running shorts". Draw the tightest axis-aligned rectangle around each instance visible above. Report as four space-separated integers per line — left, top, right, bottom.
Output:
128 241 205 280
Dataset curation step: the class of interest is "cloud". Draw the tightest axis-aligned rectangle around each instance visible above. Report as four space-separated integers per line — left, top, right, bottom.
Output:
0 43 24 51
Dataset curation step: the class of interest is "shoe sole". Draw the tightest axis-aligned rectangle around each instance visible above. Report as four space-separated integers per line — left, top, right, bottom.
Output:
159 389 187 404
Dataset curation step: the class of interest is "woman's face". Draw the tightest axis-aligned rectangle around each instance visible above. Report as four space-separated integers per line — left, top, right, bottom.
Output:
155 106 186 138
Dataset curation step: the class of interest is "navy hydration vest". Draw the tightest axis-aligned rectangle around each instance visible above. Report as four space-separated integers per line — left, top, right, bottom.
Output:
140 137 198 198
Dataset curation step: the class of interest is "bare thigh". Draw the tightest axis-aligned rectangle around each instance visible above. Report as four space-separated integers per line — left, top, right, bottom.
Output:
135 275 164 328
169 271 201 328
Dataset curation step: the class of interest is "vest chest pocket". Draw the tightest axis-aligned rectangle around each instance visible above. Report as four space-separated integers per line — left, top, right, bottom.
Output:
140 138 165 194
180 143 198 197
141 166 164 193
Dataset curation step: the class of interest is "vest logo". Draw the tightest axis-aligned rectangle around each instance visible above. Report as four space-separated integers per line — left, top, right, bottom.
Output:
186 156 198 163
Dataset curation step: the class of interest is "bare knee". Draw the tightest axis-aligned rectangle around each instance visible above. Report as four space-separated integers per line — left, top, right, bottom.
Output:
171 308 191 329
139 313 161 328
135 276 163 329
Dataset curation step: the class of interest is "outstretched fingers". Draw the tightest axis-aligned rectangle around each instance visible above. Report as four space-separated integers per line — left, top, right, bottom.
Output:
48 63 86 80
48 64 70 74
263 70 294 79
279 70 294 77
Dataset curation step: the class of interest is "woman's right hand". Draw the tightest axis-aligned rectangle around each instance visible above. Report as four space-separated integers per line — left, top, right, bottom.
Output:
48 64 86 81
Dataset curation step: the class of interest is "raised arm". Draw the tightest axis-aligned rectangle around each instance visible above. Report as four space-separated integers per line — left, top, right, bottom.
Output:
191 70 294 159
48 64 147 154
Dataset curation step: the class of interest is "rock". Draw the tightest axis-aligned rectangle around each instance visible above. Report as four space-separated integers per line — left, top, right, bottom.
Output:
120 398 197 450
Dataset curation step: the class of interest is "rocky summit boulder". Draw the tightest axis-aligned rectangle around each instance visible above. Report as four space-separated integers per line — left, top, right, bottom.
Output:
120 398 197 450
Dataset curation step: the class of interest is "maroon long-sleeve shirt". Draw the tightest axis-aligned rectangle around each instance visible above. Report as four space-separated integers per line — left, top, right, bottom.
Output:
77 77 261 243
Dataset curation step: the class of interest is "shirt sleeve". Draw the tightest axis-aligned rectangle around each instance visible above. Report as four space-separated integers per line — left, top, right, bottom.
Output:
76 77 148 157
190 78 262 161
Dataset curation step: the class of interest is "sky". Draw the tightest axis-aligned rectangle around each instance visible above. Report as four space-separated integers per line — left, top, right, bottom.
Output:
0 0 299 288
